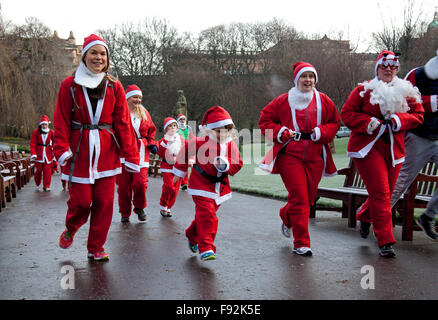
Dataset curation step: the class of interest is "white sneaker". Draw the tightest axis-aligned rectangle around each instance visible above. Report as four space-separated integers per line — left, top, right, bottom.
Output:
293 247 313 256
281 223 291 238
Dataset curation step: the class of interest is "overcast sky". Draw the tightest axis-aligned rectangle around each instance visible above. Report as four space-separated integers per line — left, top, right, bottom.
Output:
2 0 438 52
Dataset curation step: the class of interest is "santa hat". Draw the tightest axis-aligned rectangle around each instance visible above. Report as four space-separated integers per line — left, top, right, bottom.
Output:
125 85 143 99
39 115 50 125
375 50 400 73
292 61 318 86
200 106 234 130
177 114 186 121
425 49 438 80
81 34 109 57
163 117 177 131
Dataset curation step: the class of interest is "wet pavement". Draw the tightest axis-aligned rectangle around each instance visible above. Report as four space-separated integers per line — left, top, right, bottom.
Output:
0 172 437 301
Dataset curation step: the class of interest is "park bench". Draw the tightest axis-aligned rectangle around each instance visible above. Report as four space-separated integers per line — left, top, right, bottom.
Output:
1 151 28 189
12 151 34 181
310 159 438 241
148 153 162 177
0 163 17 211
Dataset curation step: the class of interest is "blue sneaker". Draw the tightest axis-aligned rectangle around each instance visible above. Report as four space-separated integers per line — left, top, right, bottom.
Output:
200 250 216 261
188 241 198 253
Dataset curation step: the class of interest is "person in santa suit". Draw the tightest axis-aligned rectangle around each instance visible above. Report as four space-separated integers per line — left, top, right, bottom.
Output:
259 62 340 257
176 113 195 191
30 115 56 192
341 50 424 258
53 34 140 261
116 85 158 223
157 117 186 217
390 51 438 241
172 106 243 261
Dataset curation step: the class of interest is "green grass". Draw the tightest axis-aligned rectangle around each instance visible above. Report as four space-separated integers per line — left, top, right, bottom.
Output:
0 136 30 153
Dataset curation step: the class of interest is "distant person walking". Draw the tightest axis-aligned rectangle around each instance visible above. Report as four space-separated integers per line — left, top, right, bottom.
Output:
53 34 139 261
259 61 340 256
177 113 194 190
341 50 424 257
30 115 56 192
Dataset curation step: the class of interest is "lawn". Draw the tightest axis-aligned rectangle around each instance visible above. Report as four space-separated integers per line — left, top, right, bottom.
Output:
230 137 351 207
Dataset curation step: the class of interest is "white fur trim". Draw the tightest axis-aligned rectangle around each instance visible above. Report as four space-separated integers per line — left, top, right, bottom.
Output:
160 141 167 148
74 62 105 89
288 86 314 110
124 161 140 173
205 119 234 130
367 117 381 135
81 40 108 57
431 95 438 112
277 126 290 143
126 90 142 99
164 119 177 131
177 114 186 121
294 66 318 85
213 156 230 173
425 55 438 80
173 167 187 178
58 149 73 167
30 155 37 160
160 168 174 173
390 114 402 132
311 127 321 141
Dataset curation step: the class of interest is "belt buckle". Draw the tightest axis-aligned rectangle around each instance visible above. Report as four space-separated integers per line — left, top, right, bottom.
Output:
293 132 301 141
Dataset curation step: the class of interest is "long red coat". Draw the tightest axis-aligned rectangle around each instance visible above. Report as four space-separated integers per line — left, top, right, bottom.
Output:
341 82 424 166
30 129 55 163
157 135 187 173
173 135 243 205
129 109 157 168
53 77 140 184
259 89 339 176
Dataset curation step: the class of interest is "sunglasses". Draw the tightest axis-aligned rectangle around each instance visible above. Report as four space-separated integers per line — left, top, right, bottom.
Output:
379 61 399 70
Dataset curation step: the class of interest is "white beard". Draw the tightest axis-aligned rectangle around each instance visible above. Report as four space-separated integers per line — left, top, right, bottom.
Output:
360 77 421 120
166 133 182 162
288 86 314 110
74 62 105 89
41 128 49 133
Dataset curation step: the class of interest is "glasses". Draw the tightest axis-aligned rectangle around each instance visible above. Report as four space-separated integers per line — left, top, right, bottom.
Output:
379 60 399 70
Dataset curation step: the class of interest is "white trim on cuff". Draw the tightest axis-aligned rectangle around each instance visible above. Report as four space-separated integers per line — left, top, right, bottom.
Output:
173 167 187 178
277 126 289 143
390 114 402 132
124 161 140 173
160 141 167 148
311 127 321 142
213 156 230 173
58 149 73 167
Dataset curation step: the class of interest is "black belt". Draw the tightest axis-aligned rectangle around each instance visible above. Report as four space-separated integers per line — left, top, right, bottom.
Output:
193 164 228 184
293 132 312 141
68 122 120 187
37 143 49 147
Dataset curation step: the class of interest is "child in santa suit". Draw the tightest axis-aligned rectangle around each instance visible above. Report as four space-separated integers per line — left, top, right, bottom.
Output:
116 85 158 223
157 117 186 217
172 106 243 261
53 34 140 261
259 62 340 256
30 115 56 192
341 50 424 258
177 113 195 190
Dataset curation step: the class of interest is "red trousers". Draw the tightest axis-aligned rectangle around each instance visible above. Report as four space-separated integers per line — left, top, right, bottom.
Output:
277 153 324 248
186 196 220 254
34 162 53 189
354 140 401 247
116 166 149 218
65 176 116 254
159 172 181 211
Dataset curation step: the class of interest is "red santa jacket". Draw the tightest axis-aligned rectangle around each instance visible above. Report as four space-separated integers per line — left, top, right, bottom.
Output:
173 135 243 205
259 89 340 176
157 135 186 173
30 128 55 163
129 108 157 168
341 79 424 166
53 76 140 184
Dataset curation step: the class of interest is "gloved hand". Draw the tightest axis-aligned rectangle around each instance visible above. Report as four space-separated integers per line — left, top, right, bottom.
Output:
367 117 382 135
147 144 158 154
279 128 292 143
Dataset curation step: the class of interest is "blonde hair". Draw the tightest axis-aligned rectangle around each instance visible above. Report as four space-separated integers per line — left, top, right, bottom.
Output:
131 104 148 120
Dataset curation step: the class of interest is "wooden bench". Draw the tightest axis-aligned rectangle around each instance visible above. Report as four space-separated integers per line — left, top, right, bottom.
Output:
12 151 34 182
1 151 28 189
0 163 17 211
148 153 162 177
310 159 438 241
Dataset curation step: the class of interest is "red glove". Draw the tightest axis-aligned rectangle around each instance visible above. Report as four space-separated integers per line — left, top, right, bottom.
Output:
279 129 291 143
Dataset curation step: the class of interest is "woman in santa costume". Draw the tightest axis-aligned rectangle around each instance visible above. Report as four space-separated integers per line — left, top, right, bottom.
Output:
341 50 424 258
172 106 243 261
30 115 56 192
157 117 186 217
259 61 340 256
116 84 158 223
53 34 140 261
177 113 195 190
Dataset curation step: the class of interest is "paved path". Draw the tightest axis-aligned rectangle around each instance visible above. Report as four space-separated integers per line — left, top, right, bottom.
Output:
0 173 437 300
